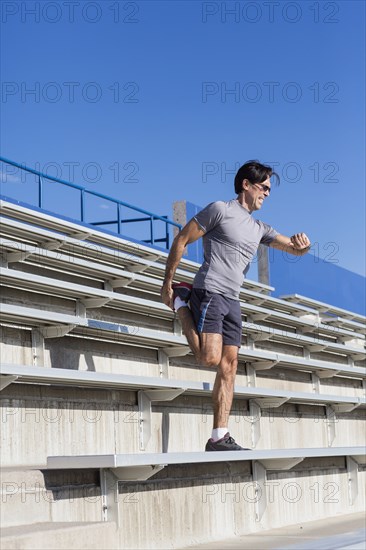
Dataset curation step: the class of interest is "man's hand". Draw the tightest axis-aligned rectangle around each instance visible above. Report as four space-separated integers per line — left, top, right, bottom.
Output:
290 233 311 252
160 281 174 310
270 233 311 256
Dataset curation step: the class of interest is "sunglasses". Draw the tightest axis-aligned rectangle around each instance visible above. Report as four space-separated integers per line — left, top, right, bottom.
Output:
252 182 271 194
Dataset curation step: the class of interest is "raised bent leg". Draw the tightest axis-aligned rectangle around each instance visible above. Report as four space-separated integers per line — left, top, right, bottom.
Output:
199 332 223 367
176 306 201 362
176 308 223 366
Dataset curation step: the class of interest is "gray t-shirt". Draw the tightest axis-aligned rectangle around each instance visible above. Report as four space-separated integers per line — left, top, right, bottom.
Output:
193 199 278 299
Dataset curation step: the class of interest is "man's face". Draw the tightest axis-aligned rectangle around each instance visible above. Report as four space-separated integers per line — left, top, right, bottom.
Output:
246 177 271 211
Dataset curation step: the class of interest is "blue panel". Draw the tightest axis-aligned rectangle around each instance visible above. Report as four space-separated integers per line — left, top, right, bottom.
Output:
269 249 365 315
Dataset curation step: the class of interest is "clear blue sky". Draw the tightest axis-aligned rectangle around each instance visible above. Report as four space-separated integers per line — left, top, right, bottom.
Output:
1 0 365 276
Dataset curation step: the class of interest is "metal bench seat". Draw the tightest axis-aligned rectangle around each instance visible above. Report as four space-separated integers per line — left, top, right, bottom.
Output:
46 446 366 476
2 266 364 345
2 363 364 409
243 321 365 360
1 303 365 380
0 229 311 323
281 293 366 332
0 200 273 294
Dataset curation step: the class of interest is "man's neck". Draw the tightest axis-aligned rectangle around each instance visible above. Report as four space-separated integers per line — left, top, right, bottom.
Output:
236 194 252 213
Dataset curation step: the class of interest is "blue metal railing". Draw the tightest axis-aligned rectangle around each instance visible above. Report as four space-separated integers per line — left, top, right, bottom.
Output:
0 156 181 249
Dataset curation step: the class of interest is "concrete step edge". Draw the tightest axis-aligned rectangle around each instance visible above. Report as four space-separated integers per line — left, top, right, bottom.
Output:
0 521 117 550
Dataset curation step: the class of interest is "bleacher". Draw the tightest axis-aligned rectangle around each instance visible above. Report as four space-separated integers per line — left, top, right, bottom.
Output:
1 197 365 550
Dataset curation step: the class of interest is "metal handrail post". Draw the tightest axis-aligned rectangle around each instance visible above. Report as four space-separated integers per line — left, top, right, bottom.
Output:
163 215 169 249
38 175 43 209
117 203 121 234
80 189 85 222
150 216 154 245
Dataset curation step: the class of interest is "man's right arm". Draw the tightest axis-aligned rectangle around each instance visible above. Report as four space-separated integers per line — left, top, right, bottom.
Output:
161 219 205 309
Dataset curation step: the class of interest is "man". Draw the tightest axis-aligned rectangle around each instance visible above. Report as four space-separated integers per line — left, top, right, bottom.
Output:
161 160 311 451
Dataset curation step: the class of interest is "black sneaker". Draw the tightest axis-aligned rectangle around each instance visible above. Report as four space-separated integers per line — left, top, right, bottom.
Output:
205 432 250 451
172 282 192 303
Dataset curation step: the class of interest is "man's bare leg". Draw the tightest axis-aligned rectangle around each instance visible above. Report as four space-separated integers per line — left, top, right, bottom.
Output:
174 312 235 425
203 342 245 450
211 345 238 428
172 320 243 448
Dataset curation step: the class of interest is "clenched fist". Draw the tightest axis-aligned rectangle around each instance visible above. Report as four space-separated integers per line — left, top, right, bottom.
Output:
290 233 311 251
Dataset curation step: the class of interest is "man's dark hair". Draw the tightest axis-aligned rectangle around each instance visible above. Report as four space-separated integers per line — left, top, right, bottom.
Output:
234 160 280 194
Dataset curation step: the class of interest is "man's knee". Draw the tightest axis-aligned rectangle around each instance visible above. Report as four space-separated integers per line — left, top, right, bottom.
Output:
219 355 238 378
200 352 221 368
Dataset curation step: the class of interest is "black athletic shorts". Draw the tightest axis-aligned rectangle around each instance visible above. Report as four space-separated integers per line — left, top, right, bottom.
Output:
190 288 242 348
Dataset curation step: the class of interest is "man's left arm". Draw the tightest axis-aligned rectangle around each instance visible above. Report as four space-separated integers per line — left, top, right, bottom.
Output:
269 233 311 256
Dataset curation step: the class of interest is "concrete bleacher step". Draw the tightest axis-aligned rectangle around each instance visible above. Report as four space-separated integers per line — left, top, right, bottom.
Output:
1 452 365 549
0 522 117 550
181 512 366 550
0 467 102 528
47 450 366 549
3 454 364 548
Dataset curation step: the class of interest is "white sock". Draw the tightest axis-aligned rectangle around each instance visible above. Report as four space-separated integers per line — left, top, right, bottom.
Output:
211 428 228 441
174 296 188 311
